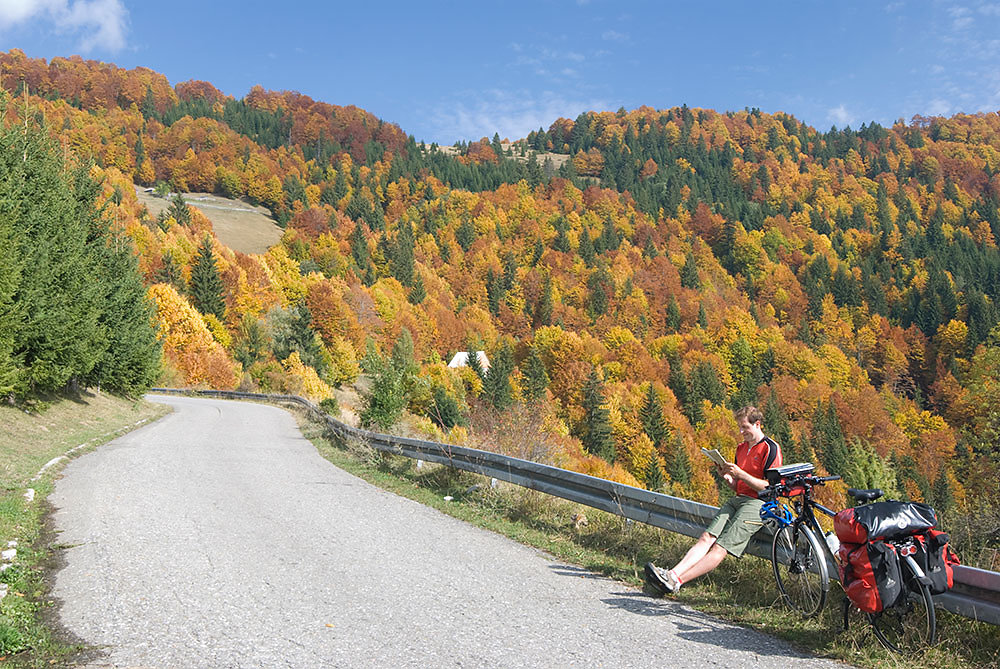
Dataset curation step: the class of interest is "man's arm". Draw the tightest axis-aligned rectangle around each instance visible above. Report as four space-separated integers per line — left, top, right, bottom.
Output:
721 463 768 492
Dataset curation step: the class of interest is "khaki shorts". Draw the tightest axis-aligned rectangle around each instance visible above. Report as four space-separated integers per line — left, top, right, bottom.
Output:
705 495 765 557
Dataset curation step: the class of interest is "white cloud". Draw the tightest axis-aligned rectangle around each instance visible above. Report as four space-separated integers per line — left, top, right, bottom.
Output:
0 0 128 52
429 89 611 144
602 29 628 42
926 98 952 115
827 104 853 127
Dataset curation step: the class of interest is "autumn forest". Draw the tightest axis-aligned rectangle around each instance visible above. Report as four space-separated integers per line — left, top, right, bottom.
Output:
2 50 998 556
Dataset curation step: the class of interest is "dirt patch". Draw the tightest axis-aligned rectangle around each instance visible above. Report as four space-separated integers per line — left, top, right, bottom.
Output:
134 187 283 255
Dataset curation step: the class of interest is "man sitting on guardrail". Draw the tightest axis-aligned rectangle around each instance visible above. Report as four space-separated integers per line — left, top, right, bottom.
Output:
645 405 782 595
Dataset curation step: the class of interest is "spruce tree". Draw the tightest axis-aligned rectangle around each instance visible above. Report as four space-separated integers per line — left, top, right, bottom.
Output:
407 274 426 304
521 346 549 401
85 228 161 395
167 192 191 226
189 235 226 319
154 250 185 293
680 251 700 289
0 180 22 396
578 226 595 266
6 114 105 394
533 275 553 328
665 296 682 332
462 348 484 382
645 455 666 491
666 435 692 486
233 314 268 369
639 383 670 447
483 342 514 411
581 368 616 461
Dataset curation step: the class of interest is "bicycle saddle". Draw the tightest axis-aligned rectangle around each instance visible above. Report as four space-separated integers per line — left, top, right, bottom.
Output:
847 488 883 503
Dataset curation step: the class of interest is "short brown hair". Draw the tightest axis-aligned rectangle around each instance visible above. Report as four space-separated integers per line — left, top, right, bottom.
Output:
734 405 763 425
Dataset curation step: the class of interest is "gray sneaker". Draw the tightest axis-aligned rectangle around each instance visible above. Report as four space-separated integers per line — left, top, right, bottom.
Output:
644 562 679 594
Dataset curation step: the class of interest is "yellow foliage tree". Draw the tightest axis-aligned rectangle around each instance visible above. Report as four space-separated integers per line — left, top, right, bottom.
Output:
148 283 239 388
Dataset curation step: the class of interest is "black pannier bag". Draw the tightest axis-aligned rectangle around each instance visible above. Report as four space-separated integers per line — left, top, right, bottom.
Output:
844 540 905 613
913 529 960 595
834 501 937 544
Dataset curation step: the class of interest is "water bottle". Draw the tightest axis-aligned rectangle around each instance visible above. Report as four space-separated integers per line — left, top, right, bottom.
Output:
824 531 840 553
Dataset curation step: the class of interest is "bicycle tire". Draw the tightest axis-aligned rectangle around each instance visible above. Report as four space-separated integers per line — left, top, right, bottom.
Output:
771 522 829 617
868 579 936 652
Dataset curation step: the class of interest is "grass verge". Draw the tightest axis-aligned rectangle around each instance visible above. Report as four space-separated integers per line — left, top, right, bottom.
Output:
0 390 170 667
294 408 1000 669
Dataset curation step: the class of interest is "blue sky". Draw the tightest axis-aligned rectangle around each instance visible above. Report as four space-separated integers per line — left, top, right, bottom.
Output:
1 1 999 145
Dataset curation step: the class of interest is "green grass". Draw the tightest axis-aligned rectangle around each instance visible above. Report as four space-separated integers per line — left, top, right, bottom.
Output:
295 410 1000 669
0 390 170 666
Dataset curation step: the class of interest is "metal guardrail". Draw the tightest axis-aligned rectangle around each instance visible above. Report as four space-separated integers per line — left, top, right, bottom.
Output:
150 388 1000 625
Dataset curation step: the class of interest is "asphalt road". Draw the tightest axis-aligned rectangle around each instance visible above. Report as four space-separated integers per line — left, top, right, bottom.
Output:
49 395 849 668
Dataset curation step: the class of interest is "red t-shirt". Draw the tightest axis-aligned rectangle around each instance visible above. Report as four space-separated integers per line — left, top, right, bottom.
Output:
734 436 782 498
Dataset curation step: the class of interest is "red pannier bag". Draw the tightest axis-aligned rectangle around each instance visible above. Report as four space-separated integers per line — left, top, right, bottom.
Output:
844 541 904 613
912 529 960 594
834 501 937 544
836 542 862 584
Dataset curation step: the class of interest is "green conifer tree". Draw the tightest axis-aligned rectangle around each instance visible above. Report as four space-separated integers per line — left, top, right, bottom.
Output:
665 296 682 332
680 251 700 289
5 114 105 394
167 193 191 226
483 342 514 411
85 229 162 395
639 383 670 447
521 346 549 401
666 435 692 486
581 368 616 461
188 235 226 319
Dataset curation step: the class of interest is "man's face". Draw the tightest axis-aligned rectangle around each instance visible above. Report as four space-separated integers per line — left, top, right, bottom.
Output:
738 417 761 443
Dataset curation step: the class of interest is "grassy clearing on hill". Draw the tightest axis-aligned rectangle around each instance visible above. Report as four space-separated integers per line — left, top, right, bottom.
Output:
0 391 170 666
292 404 1000 669
133 186 282 255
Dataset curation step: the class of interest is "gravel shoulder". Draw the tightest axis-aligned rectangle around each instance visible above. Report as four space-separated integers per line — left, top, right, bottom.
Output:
49 395 848 668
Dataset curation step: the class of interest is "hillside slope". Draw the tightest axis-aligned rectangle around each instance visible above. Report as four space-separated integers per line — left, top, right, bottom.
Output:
2 51 998 555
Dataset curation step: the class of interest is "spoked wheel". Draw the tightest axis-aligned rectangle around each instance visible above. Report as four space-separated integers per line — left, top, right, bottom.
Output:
771 523 829 617
868 581 936 652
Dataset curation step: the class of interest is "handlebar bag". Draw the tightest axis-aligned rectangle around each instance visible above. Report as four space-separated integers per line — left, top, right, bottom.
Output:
834 501 937 543
844 540 904 613
913 529 960 594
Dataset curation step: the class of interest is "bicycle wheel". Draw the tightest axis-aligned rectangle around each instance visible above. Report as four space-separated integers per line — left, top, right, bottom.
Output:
868 580 936 652
771 523 829 617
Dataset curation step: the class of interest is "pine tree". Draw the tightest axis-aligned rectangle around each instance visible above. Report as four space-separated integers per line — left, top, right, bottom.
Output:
697 302 708 328
578 226 595 266
680 251 700 289
466 348 486 381
233 314 268 369
188 235 226 319
581 368 615 461
81 222 160 395
154 251 185 293
5 114 105 394
521 347 549 401
645 455 666 491
533 275 553 328
666 435 692 486
664 296 681 332
167 193 191 226
483 342 514 411
407 274 426 304
639 383 670 447
456 217 476 251
0 179 23 396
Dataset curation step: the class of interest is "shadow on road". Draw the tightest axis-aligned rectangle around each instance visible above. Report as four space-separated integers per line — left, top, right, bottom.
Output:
600 590 824 659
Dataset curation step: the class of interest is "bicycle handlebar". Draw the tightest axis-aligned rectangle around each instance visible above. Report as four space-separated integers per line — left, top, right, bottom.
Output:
761 473 840 500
